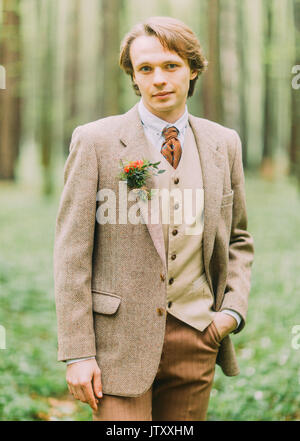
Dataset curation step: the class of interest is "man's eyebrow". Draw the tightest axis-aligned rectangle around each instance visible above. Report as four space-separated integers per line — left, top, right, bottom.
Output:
136 59 182 68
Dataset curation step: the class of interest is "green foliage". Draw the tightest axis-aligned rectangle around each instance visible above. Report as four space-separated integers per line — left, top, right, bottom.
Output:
0 174 300 420
118 159 165 200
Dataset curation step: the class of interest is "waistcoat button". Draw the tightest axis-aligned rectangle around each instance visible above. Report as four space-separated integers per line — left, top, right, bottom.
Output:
171 254 176 260
174 178 179 184
169 277 174 285
172 229 178 236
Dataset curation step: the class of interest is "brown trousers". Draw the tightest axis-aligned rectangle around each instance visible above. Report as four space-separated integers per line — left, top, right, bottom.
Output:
93 311 221 421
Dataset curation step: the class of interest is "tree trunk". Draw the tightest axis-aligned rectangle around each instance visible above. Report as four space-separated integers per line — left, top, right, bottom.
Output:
63 0 81 154
36 0 56 195
202 0 222 123
261 0 276 179
290 0 300 190
0 0 22 180
101 0 124 117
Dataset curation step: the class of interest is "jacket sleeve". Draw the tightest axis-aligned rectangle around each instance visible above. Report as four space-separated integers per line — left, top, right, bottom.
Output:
53 126 99 361
220 129 254 334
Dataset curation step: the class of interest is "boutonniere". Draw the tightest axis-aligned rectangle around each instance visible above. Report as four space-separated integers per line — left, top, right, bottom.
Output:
118 159 165 201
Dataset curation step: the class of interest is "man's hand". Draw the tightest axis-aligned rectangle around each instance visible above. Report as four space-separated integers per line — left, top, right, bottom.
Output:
66 359 103 411
213 311 237 341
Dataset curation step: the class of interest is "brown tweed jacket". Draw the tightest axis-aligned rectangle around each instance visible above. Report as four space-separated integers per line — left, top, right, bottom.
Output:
53 103 254 397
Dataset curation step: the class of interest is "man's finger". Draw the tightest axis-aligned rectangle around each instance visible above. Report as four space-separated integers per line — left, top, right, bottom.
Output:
69 382 86 403
67 383 72 395
68 384 78 400
92 369 103 398
81 382 98 411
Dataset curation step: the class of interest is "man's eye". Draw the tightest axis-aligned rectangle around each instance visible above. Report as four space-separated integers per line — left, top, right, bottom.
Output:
167 64 177 69
140 66 151 72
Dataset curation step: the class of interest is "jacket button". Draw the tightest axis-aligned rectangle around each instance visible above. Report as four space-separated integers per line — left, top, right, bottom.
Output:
157 307 165 316
168 301 172 308
169 277 174 285
160 273 166 281
172 229 178 236
174 178 179 184
171 254 176 260
174 203 179 210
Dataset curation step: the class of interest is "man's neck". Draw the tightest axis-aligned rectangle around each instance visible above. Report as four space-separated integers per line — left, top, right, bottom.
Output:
142 101 186 124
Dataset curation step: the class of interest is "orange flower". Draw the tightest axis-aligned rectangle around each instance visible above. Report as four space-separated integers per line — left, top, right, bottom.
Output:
124 160 143 173
136 160 144 168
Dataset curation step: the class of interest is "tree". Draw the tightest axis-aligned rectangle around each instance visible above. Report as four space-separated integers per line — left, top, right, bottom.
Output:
202 0 222 123
35 0 56 195
63 0 81 153
290 0 300 189
0 0 22 180
101 0 124 117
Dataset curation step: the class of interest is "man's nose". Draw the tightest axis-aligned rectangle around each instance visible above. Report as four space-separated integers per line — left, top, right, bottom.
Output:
153 68 167 86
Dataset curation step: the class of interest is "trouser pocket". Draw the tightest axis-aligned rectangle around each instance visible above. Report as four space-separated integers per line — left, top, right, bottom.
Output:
208 320 222 347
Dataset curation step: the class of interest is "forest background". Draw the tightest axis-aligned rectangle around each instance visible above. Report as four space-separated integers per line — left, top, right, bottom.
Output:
0 0 299 421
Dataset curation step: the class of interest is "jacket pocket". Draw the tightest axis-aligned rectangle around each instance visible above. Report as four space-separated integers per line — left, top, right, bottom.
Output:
221 189 234 207
91 290 121 315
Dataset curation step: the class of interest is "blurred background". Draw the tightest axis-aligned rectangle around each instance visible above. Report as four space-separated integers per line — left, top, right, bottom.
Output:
0 0 299 421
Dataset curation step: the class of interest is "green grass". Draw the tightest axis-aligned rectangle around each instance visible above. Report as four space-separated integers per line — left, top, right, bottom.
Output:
0 174 299 420
0 182 92 421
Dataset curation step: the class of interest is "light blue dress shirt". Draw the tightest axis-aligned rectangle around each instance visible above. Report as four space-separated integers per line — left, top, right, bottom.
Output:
138 98 189 151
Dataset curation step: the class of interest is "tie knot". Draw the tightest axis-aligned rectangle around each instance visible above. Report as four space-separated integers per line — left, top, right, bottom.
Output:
162 126 179 142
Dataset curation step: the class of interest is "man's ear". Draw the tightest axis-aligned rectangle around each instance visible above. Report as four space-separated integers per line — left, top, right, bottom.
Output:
131 73 137 88
190 69 198 80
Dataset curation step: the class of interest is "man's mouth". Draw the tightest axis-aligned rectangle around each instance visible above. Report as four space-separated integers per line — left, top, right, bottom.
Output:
153 92 173 97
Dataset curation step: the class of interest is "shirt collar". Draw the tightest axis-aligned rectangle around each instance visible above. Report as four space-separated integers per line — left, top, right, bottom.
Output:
138 98 188 136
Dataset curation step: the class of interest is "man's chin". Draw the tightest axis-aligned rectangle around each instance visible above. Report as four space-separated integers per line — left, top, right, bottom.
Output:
150 100 176 113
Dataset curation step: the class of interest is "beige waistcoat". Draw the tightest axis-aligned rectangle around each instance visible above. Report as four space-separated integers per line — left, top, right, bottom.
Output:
146 124 217 331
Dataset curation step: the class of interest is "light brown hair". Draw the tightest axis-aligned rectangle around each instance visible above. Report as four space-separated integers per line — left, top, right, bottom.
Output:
119 16 208 97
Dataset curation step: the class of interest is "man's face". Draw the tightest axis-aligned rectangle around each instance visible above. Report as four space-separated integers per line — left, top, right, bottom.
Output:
130 36 197 122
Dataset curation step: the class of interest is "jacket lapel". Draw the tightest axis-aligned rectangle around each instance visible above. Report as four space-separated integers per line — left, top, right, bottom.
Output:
119 104 167 270
188 115 225 294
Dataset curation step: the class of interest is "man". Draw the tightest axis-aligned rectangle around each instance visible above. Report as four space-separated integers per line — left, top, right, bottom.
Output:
53 16 254 421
